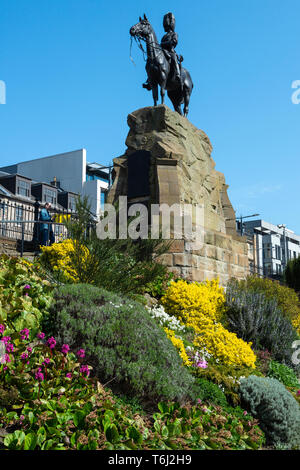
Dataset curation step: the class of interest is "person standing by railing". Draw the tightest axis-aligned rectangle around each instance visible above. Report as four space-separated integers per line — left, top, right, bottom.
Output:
39 202 55 246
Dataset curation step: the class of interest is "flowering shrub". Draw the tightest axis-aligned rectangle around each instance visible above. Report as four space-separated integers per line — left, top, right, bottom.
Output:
147 305 186 333
161 279 226 324
193 322 257 369
0 323 265 450
164 328 191 366
228 276 300 334
161 279 256 369
40 239 90 283
0 255 53 336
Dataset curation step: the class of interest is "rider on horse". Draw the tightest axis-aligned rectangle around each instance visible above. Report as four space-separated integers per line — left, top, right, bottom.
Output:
143 12 183 91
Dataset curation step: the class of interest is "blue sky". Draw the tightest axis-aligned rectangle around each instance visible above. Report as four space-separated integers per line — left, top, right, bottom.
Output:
1 0 300 233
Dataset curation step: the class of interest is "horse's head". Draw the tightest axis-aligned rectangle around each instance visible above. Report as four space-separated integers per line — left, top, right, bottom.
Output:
130 14 151 39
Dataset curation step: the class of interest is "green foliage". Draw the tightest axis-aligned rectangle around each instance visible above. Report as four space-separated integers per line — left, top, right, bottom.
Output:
225 282 299 369
45 283 195 403
144 271 175 299
267 360 300 389
284 256 300 293
193 378 228 407
0 323 264 451
45 195 172 295
0 255 53 336
228 275 300 334
239 375 300 448
191 363 263 406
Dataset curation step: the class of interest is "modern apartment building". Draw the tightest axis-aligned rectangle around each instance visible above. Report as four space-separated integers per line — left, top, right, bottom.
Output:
240 219 300 278
0 149 110 217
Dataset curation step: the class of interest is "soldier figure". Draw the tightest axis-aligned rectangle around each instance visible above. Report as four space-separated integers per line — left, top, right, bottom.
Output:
143 12 183 91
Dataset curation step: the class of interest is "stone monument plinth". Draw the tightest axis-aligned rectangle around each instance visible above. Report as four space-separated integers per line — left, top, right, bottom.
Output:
107 105 249 285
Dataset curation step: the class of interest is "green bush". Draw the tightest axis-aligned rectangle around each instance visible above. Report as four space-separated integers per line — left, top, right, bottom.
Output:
193 378 228 407
0 254 53 336
267 360 300 389
284 257 300 293
239 375 300 448
225 284 299 369
45 195 171 295
227 276 300 334
45 283 195 403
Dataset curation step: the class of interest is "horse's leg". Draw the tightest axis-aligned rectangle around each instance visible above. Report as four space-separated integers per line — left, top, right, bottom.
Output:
160 78 167 105
183 87 191 117
152 84 158 106
167 90 182 115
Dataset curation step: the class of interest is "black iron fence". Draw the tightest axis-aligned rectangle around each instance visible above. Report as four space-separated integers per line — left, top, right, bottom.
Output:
0 198 76 255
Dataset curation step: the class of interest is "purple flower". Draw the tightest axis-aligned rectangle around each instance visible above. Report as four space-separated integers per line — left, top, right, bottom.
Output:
20 415 25 421
196 359 208 369
35 368 44 382
1 354 11 364
0 324 5 335
37 332 45 340
297 390 300 397
20 328 30 340
24 284 31 290
66 372 72 379
79 365 90 377
27 347 32 354
61 344 70 355
1 336 11 345
47 337 56 350
76 349 85 359
21 352 29 361
42 358 51 366
5 343 14 353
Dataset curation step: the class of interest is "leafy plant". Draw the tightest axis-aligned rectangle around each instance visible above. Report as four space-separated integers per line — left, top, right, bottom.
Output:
267 360 300 389
284 257 300 294
0 255 53 336
240 375 300 449
44 283 196 403
193 378 228 407
228 276 300 334
225 283 299 369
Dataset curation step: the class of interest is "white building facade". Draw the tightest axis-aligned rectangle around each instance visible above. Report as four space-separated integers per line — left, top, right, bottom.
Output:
243 219 300 278
0 149 110 217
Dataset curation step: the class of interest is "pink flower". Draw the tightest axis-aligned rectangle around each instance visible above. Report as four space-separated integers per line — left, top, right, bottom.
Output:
66 372 72 379
47 337 56 350
61 344 70 355
0 324 5 335
6 343 14 353
24 284 31 290
297 390 300 397
21 352 29 361
35 368 44 382
76 349 85 359
27 347 32 354
1 336 11 345
1 354 11 364
42 358 51 366
243 411 248 416
197 398 202 404
20 328 30 340
37 332 45 340
80 365 90 377
196 360 208 369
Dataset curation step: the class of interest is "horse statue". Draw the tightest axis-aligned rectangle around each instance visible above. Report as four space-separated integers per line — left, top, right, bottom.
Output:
130 14 193 117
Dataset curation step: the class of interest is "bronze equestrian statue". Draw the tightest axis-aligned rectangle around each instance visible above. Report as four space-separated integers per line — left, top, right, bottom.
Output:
130 13 193 117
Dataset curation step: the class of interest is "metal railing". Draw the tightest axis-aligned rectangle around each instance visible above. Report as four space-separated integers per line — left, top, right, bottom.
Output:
0 198 76 255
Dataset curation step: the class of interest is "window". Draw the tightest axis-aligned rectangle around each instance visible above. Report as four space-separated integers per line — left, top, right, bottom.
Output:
100 191 106 209
294 251 297 259
16 179 30 197
275 245 281 260
15 206 23 226
68 196 76 212
43 187 57 205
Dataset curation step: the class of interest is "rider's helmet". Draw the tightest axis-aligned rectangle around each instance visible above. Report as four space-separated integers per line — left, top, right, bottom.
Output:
163 12 175 32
